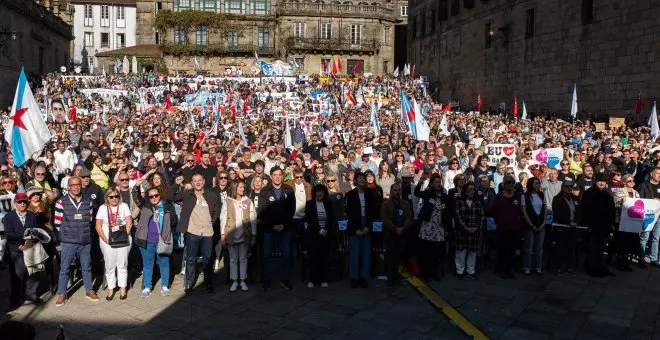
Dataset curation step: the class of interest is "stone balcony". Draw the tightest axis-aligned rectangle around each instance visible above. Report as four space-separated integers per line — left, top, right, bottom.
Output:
277 2 396 21
285 37 379 54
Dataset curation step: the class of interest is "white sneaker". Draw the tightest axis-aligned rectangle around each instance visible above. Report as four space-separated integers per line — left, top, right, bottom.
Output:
229 281 239 292
140 288 151 298
321 282 328 288
161 287 171 297
240 281 248 291
307 282 314 288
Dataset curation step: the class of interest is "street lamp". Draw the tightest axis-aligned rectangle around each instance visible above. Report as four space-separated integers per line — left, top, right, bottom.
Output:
0 30 17 48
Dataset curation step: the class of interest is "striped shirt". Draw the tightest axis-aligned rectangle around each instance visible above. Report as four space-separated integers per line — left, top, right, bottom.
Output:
54 196 94 228
316 201 327 229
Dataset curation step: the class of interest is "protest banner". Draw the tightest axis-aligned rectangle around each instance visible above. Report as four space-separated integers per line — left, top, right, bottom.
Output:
529 147 563 169
484 144 517 167
609 117 626 129
619 198 660 233
594 123 606 132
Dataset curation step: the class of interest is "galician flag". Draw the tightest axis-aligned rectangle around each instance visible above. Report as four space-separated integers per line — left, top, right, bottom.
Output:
649 101 659 140
6 68 52 166
522 101 528 120
570 83 578 119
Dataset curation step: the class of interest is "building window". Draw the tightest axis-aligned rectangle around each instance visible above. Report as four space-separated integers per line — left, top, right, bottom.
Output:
451 0 459 16
582 0 594 24
101 33 109 48
117 33 126 48
228 31 239 50
252 0 270 14
84 32 94 47
320 23 331 40
175 0 191 11
384 26 391 44
383 60 389 74
226 0 244 14
400 5 408 17
154 2 163 14
84 4 93 26
86 56 94 70
525 9 535 38
293 22 305 38
430 11 437 32
421 15 426 35
439 0 448 21
350 24 362 45
203 0 216 12
174 26 186 44
196 25 208 46
155 31 161 44
347 59 362 74
116 7 126 28
100 5 110 27
484 23 492 49
258 27 269 53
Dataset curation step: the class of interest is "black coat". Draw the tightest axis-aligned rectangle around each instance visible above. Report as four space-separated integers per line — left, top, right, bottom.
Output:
257 183 296 233
3 211 38 253
582 187 615 235
414 184 451 225
304 199 336 242
552 193 581 226
345 188 379 236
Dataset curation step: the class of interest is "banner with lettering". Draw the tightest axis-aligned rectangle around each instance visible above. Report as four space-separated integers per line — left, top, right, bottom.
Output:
529 147 563 169
619 198 660 233
484 144 517 167
0 193 15 232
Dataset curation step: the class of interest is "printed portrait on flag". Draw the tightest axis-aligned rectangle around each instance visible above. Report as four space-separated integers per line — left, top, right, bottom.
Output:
50 99 68 124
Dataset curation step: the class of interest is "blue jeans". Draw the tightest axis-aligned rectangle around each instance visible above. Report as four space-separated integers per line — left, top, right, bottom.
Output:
184 233 214 288
262 232 291 281
58 243 93 296
640 219 660 262
140 243 170 289
348 235 371 279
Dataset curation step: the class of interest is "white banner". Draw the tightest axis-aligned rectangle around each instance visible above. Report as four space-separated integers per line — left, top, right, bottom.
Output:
484 144 517 167
619 198 660 233
529 147 563 169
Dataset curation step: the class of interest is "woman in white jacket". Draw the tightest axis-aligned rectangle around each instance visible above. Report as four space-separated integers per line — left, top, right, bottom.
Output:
220 181 257 292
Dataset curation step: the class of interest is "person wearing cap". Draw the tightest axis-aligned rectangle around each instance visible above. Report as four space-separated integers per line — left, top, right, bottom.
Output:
4 193 42 310
24 165 58 202
582 173 616 277
637 167 660 268
551 181 581 276
157 143 180 185
54 176 98 306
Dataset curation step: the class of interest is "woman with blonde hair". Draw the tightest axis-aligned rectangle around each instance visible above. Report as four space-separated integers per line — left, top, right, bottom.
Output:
220 181 257 292
95 188 133 300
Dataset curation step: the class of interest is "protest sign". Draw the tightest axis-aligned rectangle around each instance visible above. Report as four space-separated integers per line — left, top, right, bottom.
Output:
594 123 606 132
609 117 625 129
484 144 517 167
529 147 563 169
619 198 660 233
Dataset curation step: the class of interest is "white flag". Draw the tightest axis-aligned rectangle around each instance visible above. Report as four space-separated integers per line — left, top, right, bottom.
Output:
522 101 528 120
413 99 430 141
650 101 659 140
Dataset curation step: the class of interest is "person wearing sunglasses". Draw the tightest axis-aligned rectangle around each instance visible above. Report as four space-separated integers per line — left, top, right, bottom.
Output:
4 193 43 310
610 174 639 272
95 189 133 300
25 165 58 202
132 186 177 297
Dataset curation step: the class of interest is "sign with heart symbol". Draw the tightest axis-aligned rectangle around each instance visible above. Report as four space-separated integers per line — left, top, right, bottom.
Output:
529 147 564 169
485 144 518 167
620 199 660 233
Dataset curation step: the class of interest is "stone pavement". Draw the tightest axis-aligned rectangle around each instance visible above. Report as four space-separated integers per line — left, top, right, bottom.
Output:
0 269 466 340
427 267 660 340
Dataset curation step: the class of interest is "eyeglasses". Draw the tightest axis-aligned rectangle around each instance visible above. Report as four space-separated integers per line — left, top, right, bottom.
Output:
625 179 634 183
149 194 160 199
561 163 569 166
35 173 45 176
15 201 27 205
81 176 90 179
119 178 129 182
219 176 228 179
326 179 337 182
107 195 119 199
295 176 303 179
186 159 194 162
2 181 12 184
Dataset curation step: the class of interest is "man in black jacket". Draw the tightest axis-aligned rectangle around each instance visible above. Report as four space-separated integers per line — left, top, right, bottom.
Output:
637 167 660 268
4 193 41 310
345 172 378 288
257 166 295 291
582 173 616 277
171 174 221 294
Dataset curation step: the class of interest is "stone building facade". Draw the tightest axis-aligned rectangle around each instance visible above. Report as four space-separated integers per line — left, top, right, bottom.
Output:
133 0 400 75
408 0 660 117
0 0 73 106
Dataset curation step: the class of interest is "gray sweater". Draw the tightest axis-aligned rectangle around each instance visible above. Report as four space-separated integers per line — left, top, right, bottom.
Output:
542 179 563 211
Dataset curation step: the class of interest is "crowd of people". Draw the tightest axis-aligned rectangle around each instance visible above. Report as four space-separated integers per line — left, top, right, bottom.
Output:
1 70 660 313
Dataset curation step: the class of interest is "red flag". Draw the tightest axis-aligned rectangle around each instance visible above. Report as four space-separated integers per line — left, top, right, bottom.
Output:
477 94 482 112
352 60 362 74
411 64 415 78
636 90 643 115
242 93 248 114
322 59 328 73
443 103 451 112
230 105 237 119
513 97 519 118
70 101 77 122
331 58 338 76
338 56 343 72
165 94 172 109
